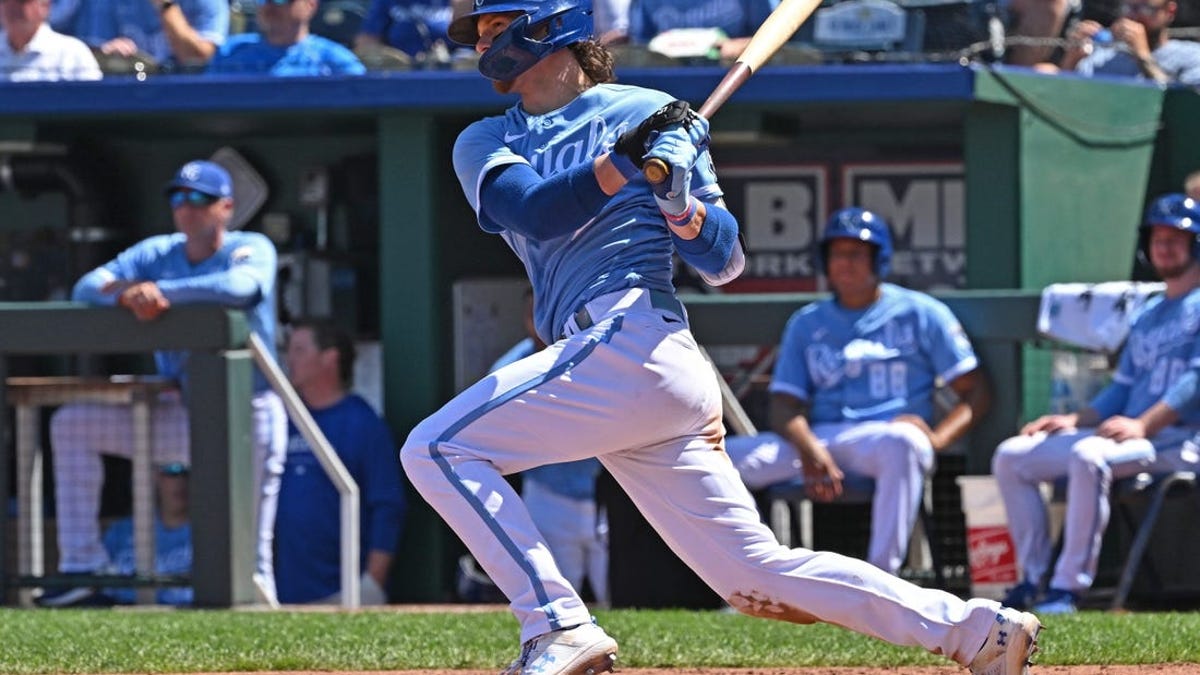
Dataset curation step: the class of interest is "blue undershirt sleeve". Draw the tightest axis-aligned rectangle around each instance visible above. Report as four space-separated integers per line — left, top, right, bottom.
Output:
479 161 611 241
1089 381 1131 420
1163 368 1200 415
670 200 739 275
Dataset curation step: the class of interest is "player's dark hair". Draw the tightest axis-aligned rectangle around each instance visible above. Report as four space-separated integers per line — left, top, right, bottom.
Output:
569 39 615 84
291 318 356 389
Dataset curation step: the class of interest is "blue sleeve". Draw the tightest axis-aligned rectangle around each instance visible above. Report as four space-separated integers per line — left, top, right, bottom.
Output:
1163 368 1200 414
362 417 405 554
671 199 739 275
479 161 611 241
331 45 367 75
156 236 276 307
921 297 979 383
184 0 229 45
1089 380 1131 419
361 0 392 36
768 310 814 402
628 1 648 43
71 238 164 305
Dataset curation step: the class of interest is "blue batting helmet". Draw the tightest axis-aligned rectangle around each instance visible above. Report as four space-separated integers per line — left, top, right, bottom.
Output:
447 0 594 81
816 207 894 278
1137 193 1200 265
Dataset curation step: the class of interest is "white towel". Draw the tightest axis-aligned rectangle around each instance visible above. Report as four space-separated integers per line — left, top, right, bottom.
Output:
1037 281 1165 353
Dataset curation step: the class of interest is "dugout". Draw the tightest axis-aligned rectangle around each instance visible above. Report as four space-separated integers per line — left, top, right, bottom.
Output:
0 65 1195 606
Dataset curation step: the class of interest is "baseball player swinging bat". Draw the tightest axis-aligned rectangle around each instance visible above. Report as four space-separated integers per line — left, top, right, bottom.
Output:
643 0 824 185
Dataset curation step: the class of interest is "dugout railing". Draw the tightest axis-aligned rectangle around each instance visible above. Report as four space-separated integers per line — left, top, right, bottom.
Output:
0 302 360 607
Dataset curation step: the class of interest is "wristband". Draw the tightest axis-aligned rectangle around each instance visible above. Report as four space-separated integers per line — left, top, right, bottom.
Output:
662 195 698 227
608 152 640 181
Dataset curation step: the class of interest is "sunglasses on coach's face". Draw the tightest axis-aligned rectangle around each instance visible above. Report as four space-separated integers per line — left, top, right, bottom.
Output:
1122 1 1167 15
256 0 295 7
168 189 219 209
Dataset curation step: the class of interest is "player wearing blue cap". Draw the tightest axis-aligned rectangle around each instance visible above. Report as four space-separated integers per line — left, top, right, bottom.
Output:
40 159 287 607
994 193 1200 614
726 207 992 576
399 2 1040 674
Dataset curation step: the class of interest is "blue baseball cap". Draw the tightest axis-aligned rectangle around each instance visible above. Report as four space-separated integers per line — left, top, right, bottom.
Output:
164 160 233 199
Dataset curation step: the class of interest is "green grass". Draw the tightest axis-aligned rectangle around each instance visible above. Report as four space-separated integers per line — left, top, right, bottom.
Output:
0 607 1198 673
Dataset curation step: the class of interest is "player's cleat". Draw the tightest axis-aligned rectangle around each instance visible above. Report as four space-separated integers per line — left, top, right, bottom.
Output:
1000 580 1040 611
968 607 1042 675
501 622 618 675
1032 587 1078 615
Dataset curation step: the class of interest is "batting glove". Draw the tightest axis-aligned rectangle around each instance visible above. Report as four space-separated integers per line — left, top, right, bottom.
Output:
646 114 710 218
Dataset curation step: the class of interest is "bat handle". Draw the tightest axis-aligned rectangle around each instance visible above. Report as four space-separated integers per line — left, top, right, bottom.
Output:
643 158 669 185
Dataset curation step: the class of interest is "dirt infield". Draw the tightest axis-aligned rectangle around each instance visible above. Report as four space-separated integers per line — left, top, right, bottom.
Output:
154 639 1198 674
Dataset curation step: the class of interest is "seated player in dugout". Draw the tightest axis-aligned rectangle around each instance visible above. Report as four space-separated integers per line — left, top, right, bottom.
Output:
726 207 992 576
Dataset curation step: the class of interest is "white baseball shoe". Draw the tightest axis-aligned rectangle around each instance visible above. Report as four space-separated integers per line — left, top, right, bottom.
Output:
501 622 618 675
968 607 1042 675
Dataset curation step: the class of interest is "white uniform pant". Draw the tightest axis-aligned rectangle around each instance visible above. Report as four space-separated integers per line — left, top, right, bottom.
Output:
522 478 608 604
401 297 998 665
50 390 288 593
726 424 934 575
992 426 1198 592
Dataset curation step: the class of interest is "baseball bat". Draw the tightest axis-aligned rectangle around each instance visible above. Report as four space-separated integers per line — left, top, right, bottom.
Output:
643 0 824 185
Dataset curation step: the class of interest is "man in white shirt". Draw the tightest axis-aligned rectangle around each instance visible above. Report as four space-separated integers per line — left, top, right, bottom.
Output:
0 0 101 81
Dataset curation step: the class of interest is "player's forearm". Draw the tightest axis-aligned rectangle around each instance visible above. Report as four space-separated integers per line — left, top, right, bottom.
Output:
669 199 742 278
1140 400 1181 438
72 268 122 305
159 6 216 63
156 269 265 307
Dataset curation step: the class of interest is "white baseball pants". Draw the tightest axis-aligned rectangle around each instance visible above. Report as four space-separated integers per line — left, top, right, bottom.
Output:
50 390 287 592
992 426 1198 592
726 424 934 575
401 289 999 665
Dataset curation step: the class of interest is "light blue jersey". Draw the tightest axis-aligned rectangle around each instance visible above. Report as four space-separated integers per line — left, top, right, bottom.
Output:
102 517 193 605
72 230 278 390
629 0 778 44
1078 39 1200 85
1091 287 1200 424
453 83 722 343
207 34 366 76
769 283 977 424
74 0 228 64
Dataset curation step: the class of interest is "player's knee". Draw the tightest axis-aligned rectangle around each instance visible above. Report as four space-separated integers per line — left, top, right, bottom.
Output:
992 435 1033 477
1067 438 1111 480
49 404 87 446
399 425 438 476
880 423 933 467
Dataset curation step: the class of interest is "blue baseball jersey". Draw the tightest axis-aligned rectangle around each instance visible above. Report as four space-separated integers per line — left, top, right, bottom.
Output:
274 394 406 604
360 0 452 58
453 83 722 343
769 283 978 424
1090 287 1200 424
74 0 227 64
629 0 779 44
207 34 366 76
102 517 193 605
72 230 279 390
1078 40 1200 86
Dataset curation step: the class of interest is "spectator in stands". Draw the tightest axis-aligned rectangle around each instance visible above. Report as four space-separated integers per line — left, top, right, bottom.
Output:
593 0 629 44
74 0 228 69
207 0 366 75
1042 0 1200 84
1006 0 1070 65
992 193 1200 615
353 0 452 61
627 0 777 60
0 0 101 80
724 207 991 576
100 463 194 606
1186 170 1200 200
275 319 405 605
38 159 287 608
487 291 608 604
